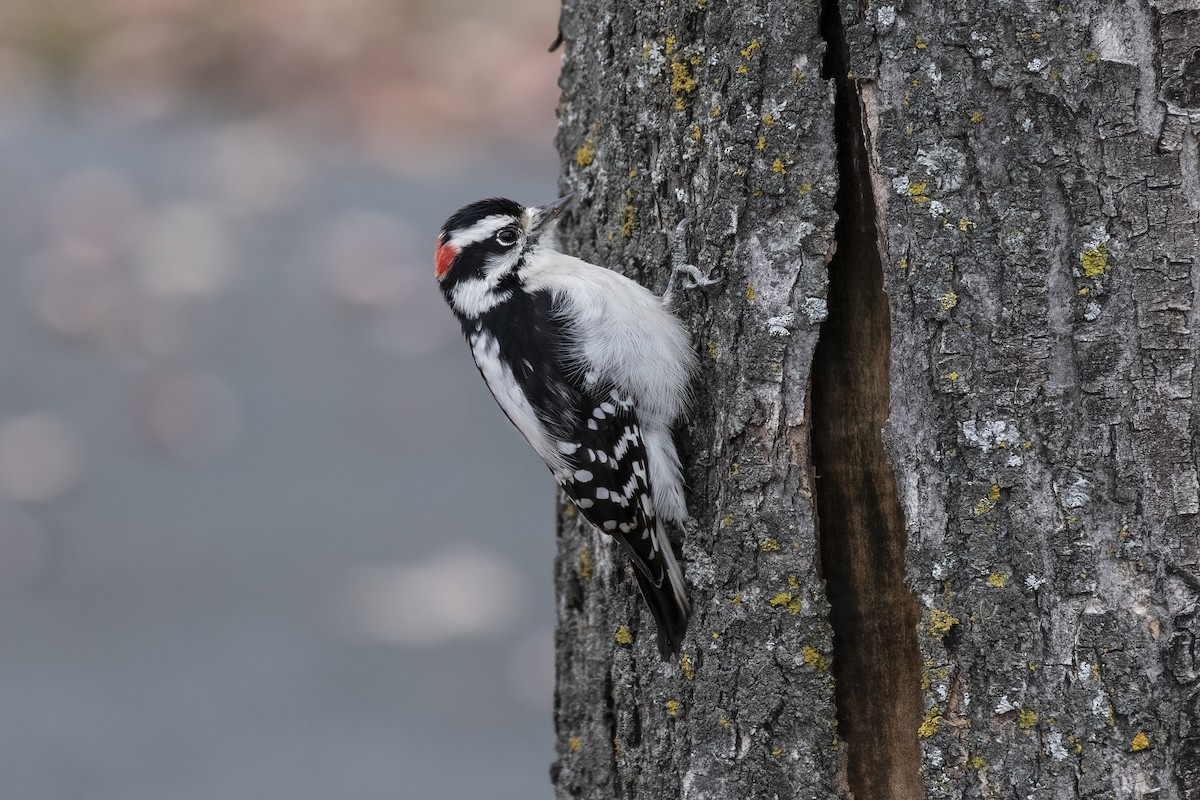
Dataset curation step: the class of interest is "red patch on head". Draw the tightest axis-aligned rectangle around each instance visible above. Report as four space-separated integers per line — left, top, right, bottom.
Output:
434 236 459 280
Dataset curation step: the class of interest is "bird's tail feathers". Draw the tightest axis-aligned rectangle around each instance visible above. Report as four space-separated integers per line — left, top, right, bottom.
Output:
632 520 690 660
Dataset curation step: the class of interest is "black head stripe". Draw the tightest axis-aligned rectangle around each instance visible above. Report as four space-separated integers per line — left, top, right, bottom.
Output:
440 197 524 238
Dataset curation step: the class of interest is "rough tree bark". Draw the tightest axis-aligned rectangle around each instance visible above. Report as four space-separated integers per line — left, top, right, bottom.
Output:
549 0 1200 798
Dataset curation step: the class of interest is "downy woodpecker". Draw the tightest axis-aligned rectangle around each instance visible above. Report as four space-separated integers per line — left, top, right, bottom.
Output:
435 196 695 659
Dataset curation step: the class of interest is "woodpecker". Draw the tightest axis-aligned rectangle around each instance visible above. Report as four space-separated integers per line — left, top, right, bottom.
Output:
434 196 696 659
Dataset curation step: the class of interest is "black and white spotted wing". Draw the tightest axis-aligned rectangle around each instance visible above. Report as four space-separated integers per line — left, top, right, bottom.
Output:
554 388 668 588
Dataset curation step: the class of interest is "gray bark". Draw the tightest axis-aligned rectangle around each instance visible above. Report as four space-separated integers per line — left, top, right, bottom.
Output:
549 0 1200 798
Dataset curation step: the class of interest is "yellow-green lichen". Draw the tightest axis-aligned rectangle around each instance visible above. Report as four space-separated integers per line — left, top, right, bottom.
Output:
718 716 731 730
947 371 959 382
666 699 680 717
939 291 958 310
918 706 942 737
568 736 582 753
681 652 695 680
772 158 786 174
620 204 635 238
574 139 595 167
615 626 632 645
769 591 802 615
669 58 698 110
745 284 756 300
802 645 827 671
970 110 983 124
759 538 780 552
755 136 766 151
915 35 928 50
966 753 987 770
1018 708 1038 731
974 497 996 515
691 124 702 141
987 572 1006 588
928 608 959 636
707 340 719 360
730 593 743 604
908 181 929 202
958 217 976 231
720 513 733 528
1131 731 1150 751
740 39 760 59
1081 242 1109 277
578 546 593 580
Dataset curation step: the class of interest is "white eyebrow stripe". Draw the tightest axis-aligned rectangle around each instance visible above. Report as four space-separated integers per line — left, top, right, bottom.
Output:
448 215 513 249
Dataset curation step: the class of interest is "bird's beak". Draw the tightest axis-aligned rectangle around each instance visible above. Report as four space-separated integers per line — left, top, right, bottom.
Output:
532 194 573 236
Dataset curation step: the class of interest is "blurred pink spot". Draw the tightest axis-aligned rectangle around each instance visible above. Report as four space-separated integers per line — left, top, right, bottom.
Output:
47 167 146 255
333 548 526 646
136 204 237 299
133 368 240 458
0 414 85 503
193 122 313 217
24 244 127 342
317 211 414 310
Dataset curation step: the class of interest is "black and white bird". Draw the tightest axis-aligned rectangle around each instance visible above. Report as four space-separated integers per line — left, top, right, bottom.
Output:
434 196 696 659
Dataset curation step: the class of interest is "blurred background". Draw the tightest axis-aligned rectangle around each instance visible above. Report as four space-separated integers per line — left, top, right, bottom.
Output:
0 1 562 798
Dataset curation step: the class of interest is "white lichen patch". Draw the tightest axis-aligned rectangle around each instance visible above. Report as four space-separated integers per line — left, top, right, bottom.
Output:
800 297 828 323
1059 476 1092 509
995 694 1018 714
916 145 967 192
876 5 896 27
961 419 1020 452
1045 731 1070 761
766 313 795 336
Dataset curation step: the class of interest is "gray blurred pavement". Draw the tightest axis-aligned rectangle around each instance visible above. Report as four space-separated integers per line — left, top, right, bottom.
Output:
0 98 560 800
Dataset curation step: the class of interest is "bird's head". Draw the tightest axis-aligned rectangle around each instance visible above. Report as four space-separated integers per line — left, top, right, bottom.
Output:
434 195 572 288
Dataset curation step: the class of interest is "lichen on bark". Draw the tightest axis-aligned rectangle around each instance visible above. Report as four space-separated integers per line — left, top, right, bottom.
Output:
549 0 1200 798
550 1 840 797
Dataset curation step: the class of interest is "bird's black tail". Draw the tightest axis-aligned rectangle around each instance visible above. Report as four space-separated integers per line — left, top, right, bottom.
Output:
629 534 690 660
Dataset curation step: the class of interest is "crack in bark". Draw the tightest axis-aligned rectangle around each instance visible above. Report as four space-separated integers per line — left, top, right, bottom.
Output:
811 2 924 798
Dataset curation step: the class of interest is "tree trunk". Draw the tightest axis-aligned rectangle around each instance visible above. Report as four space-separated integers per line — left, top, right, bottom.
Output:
549 0 1200 798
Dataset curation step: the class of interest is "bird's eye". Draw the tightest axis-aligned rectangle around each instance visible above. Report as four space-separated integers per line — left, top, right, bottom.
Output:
496 228 520 247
